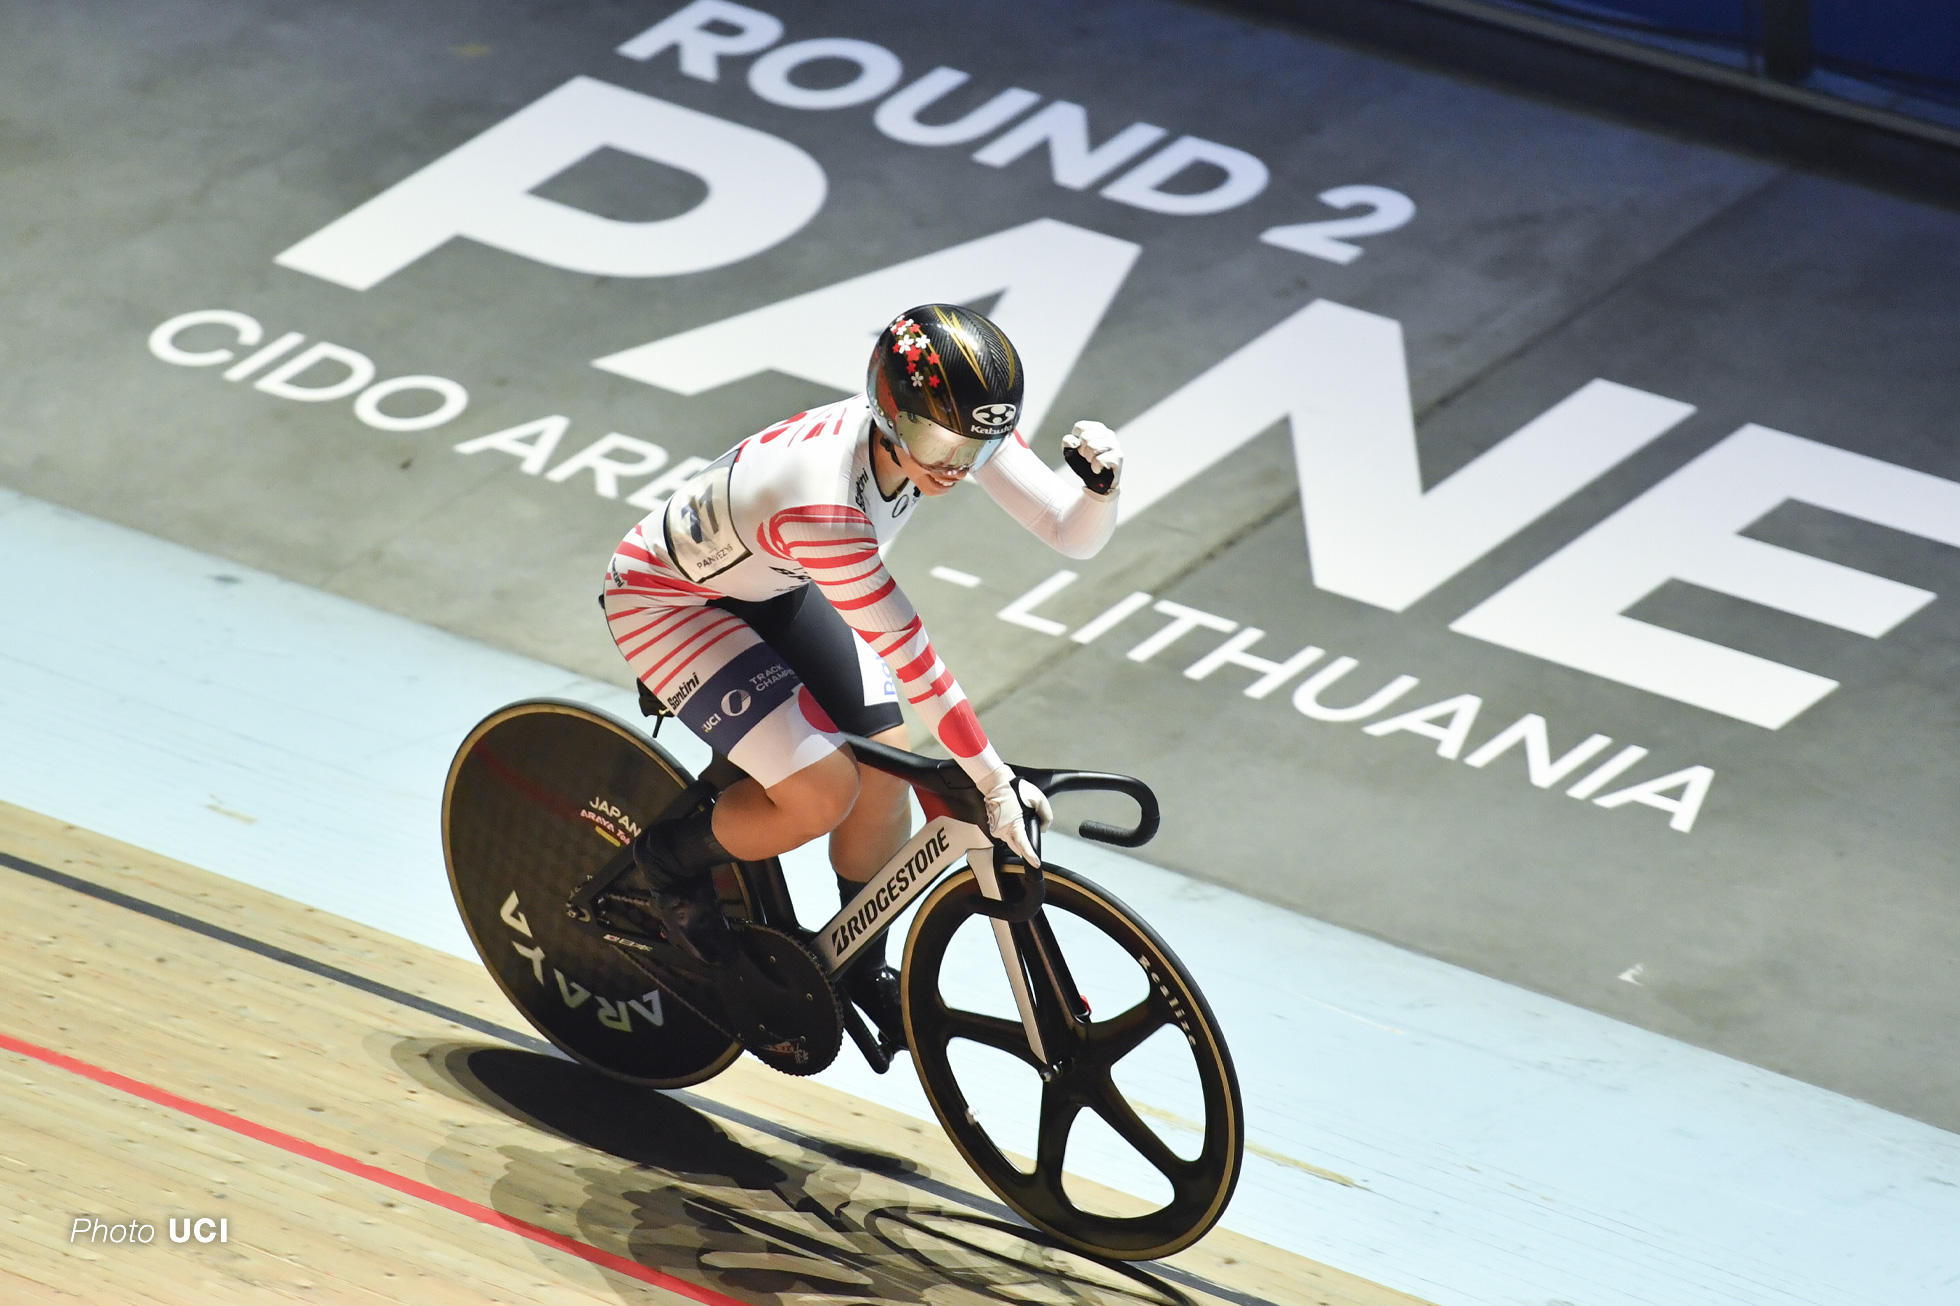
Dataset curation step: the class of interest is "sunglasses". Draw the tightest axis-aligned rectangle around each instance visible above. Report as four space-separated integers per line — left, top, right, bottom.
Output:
890 410 1007 476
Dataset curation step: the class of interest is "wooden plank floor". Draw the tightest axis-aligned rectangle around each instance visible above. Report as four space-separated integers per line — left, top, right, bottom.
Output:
0 801 1430 1306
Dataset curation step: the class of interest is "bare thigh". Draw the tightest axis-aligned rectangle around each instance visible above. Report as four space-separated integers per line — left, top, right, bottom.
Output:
830 725 914 882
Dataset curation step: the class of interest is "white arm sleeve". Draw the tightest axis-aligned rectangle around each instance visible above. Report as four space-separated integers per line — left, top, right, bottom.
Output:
972 435 1118 560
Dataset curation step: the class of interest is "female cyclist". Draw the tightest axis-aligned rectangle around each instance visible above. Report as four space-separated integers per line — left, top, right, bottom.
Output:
601 303 1122 1041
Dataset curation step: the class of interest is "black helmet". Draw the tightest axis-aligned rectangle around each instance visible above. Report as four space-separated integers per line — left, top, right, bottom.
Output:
866 304 1024 475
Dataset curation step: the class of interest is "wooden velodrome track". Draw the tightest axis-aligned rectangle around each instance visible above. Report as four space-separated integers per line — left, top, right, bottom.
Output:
0 801 1425 1306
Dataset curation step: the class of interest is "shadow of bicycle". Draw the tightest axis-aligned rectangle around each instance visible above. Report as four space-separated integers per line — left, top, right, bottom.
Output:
388 1037 1195 1305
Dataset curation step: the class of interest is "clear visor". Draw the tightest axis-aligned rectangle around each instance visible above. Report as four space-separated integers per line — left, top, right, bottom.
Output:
890 410 1006 476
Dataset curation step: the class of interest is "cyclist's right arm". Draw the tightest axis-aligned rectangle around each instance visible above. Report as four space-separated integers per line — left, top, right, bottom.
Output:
757 504 1041 861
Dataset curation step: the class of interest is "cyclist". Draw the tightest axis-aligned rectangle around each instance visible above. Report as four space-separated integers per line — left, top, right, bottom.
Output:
601 303 1122 1041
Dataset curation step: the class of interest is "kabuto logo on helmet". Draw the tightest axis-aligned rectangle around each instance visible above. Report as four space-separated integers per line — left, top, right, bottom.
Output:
969 402 1018 436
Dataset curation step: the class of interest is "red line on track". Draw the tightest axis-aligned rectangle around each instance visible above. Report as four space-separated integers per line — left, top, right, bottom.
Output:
0 1029 744 1306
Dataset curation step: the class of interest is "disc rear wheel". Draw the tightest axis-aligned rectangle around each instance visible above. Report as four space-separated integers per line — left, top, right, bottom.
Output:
442 699 749 1088
901 865 1244 1260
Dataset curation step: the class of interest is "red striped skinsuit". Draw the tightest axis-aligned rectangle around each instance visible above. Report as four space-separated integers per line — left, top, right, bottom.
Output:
602 394 1115 791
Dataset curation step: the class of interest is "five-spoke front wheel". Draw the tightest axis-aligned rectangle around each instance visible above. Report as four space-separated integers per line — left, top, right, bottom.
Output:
901 865 1244 1260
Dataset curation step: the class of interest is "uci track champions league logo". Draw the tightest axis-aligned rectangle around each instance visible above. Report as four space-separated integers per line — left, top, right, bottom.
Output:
145 0 1960 839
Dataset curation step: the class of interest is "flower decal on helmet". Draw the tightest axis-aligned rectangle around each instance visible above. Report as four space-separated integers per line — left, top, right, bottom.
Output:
891 316 942 389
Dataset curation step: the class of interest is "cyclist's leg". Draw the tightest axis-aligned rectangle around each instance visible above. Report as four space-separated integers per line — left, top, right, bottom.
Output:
828 720 913 1043
830 724 911 880
603 585 855 958
727 587 912 882
622 610 858 857
712 750 858 860
727 588 912 1039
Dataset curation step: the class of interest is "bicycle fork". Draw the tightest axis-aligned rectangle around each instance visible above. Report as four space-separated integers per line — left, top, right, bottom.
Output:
969 847 1082 1072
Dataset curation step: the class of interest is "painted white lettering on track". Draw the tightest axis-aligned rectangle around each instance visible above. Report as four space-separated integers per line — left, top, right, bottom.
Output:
1126 600 1237 663
592 218 1139 441
149 309 470 433
544 433 670 499
1114 302 1695 606
1183 629 1325 699
1453 424 1960 729
275 78 825 289
616 4 1282 221
996 570 1078 636
985 575 1715 831
616 0 783 78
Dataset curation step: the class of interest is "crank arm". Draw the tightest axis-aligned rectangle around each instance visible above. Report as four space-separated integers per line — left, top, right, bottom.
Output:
566 845 638 922
839 1001 892 1074
561 900 737 1040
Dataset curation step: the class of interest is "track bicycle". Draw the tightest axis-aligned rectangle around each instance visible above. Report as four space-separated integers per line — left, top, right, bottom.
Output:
442 697 1243 1260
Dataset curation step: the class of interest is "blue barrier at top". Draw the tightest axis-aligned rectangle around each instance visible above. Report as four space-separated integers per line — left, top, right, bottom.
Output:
1480 0 1960 123
1814 0 1960 95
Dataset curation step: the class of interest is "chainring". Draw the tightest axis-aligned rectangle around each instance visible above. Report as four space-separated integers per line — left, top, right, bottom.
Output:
722 922 843 1077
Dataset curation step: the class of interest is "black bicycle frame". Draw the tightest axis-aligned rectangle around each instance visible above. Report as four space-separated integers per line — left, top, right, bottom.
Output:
683 734 1160 1070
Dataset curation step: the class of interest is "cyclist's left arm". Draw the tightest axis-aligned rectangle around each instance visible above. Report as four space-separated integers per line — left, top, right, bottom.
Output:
971 422 1121 560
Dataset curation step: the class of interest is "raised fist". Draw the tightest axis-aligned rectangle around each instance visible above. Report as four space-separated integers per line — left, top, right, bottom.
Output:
1061 420 1121 496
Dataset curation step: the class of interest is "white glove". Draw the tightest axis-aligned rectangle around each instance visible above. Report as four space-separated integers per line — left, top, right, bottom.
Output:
1061 420 1121 496
983 773 1052 868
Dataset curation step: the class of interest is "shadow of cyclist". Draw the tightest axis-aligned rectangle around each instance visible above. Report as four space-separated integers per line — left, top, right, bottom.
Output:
389 1038 1192 1305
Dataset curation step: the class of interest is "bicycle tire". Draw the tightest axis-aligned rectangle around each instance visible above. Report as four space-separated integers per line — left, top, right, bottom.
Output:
443 698 749 1088
901 864 1244 1260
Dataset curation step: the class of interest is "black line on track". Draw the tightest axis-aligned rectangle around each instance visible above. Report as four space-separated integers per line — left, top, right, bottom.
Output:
0 849 565 1056
0 849 1277 1306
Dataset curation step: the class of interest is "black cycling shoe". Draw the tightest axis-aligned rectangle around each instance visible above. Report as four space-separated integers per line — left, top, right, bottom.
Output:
841 965 906 1051
648 873 736 966
631 821 735 966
